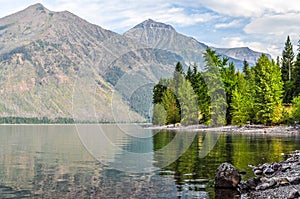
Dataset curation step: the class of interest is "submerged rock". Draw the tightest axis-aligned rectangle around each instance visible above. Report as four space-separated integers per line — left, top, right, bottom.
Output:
215 163 241 188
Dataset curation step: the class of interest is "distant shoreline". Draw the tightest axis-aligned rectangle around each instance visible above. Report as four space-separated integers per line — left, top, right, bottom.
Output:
0 123 151 126
1 123 299 135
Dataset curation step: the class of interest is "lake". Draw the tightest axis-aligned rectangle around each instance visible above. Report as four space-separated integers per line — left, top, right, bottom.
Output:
0 124 299 198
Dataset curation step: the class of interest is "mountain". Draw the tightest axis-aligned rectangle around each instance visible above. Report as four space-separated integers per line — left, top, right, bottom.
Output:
0 4 271 122
124 19 271 70
0 3 142 122
213 47 272 66
124 19 207 67
0 4 184 122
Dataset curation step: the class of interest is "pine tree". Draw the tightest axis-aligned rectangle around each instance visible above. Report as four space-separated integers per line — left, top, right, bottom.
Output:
203 48 227 126
253 54 283 125
188 64 211 124
186 66 192 82
292 96 300 121
220 62 237 124
173 62 184 91
243 59 250 79
152 103 167 125
177 78 198 125
152 79 168 104
276 56 280 67
231 72 253 125
162 89 180 125
293 40 300 98
282 35 294 103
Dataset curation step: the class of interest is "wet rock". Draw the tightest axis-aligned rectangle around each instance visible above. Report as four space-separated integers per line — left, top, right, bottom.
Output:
239 177 261 191
254 169 263 176
272 162 281 171
215 163 241 188
267 179 276 188
263 167 275 176
288 188 300 199
286 156 299 163
240 150 300 198
288 176 300 185
278 178 290 186
215 188 240 199
282 165 291 172
256 183 270 190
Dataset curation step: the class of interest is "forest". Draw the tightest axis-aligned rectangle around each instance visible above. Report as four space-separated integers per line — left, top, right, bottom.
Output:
152 36 300 126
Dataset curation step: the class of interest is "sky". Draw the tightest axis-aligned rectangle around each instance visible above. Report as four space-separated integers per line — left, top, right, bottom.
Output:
1 0 300 58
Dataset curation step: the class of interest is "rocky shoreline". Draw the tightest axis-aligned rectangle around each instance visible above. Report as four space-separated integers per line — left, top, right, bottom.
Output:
215 150 300 199
240 150 300 198
147 124 300 135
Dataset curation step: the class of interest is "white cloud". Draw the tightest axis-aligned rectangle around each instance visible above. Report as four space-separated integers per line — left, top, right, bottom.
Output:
215 20 241 29
45 0 216 32
244 13 300 35
199 0 300 17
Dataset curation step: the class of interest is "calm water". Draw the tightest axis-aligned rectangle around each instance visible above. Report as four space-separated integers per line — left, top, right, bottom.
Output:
0 125 299 198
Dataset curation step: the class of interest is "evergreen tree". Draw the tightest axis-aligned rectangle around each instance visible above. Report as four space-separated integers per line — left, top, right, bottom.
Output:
186 66 192 82
276 56 280 67
282 35 294 103
173 62 184 92
187 63 211 124
195 73 211 124
203 48 227 126
293 40 300 98
177 78 198 125
152 79 168 104
152 103 167 125
292 96 300 121
220 62 237 124
282 36 294 82
253 54 283 125
231 72 253 125
162 89 181 125
243 59 250 79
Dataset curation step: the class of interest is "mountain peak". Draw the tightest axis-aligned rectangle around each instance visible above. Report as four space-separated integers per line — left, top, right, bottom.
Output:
133 19 175 31
25 3 49 13
29 3 45 8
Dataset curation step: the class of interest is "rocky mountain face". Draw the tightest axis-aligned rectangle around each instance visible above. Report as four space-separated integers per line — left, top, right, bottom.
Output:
0 3 145 122
0 4 271 122
124 19 207 67
124 19 270 70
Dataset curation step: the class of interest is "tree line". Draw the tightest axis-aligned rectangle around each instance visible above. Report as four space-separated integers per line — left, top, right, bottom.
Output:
0 117 75 124
152 36 300 126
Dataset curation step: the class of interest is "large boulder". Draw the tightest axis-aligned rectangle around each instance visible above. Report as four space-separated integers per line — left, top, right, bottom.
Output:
215 163 241 188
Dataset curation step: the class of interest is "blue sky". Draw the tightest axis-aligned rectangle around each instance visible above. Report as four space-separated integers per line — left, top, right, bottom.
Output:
1 0 300 58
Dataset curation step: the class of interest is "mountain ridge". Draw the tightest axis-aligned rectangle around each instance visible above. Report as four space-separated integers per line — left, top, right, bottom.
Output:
0 4 271 121
124 18 270 68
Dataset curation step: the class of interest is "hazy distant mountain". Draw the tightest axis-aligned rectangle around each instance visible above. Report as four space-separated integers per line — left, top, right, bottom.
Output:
213 47 272 67
0 4 271 121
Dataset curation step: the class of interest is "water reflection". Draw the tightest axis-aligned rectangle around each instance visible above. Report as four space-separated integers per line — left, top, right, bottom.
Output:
0 125 299 198
154 130 300 198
